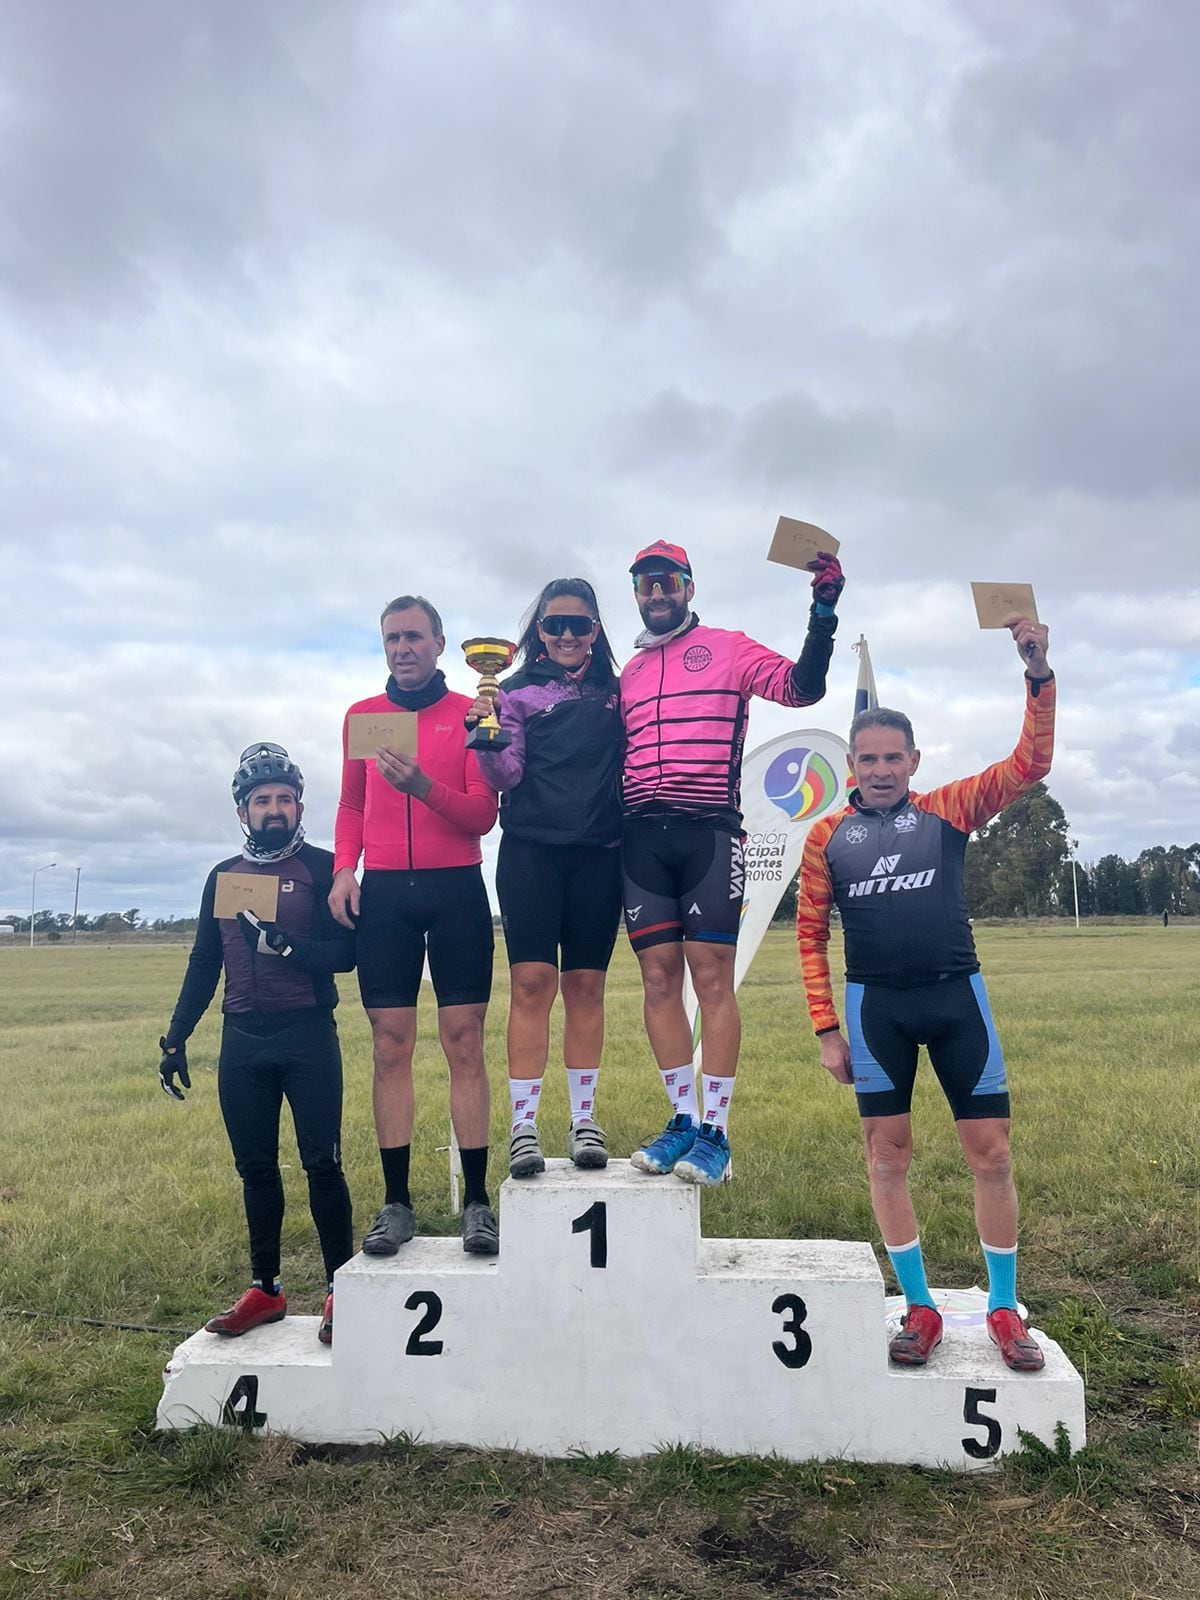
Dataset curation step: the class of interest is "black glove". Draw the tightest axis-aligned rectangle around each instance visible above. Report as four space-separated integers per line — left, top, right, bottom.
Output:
237 909 294 958
807 552 845 609
159 1037 191 1101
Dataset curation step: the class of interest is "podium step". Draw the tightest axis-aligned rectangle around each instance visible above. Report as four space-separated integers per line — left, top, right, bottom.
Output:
158 1164 1085 1468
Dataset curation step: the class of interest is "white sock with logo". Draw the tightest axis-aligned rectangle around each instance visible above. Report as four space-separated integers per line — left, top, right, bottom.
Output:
509 1078 542 1131
702 1075 736 1133
566 1068 600 1126
659 1063 700 1126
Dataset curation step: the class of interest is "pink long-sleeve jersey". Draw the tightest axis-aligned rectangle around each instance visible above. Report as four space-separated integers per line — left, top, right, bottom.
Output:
620 617 833 830
333 690 498 873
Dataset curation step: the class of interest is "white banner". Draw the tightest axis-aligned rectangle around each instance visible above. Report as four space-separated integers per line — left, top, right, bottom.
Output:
686 727 849 1057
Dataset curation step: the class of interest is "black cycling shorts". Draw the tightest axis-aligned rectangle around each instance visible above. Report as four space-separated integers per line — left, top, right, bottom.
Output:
621 819 744 951
846 973 1010 1121
357 866 493 1010
496 834 622 971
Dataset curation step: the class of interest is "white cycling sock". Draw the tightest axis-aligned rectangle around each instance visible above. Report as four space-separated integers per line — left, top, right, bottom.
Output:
702 1074 736 1132
509 1077 542 1131
566 1068 600 1126
659 1063 700 1126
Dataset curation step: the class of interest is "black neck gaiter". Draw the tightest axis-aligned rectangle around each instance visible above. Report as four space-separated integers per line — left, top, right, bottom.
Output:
385 670 449 711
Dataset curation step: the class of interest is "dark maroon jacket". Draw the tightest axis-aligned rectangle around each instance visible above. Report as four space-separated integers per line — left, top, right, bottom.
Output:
164 844 354 1048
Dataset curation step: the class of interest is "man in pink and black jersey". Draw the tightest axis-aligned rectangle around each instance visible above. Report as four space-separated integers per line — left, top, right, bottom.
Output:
621 539 843 1186
329 595 500 1256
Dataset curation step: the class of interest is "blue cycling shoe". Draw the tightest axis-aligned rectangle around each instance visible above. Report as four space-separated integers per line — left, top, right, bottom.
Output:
630 1113 698 1175
673 1123 732 1186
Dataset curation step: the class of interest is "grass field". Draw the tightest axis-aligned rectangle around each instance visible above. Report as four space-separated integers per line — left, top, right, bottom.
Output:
1 925 1197 1598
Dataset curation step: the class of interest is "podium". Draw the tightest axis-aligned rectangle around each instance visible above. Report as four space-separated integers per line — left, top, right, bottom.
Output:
158 1164 1084 1469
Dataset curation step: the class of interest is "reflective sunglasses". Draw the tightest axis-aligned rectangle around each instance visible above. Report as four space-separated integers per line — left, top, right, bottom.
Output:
632 569 687 599
539 613 597 638
238 741 290 765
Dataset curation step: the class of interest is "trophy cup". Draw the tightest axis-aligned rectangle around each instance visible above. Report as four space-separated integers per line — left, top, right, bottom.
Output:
462 637 517 751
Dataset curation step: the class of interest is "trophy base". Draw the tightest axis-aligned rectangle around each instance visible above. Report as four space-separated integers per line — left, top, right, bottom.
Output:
466 725 513 753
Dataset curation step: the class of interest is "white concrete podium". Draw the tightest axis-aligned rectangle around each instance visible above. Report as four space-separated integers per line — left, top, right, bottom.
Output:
158 1163 1084 1469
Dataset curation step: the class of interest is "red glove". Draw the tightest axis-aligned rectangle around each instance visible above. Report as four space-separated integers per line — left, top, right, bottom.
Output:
808 553 845 608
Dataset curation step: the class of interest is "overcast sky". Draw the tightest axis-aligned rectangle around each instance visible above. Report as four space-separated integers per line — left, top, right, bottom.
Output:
2 0 1198 923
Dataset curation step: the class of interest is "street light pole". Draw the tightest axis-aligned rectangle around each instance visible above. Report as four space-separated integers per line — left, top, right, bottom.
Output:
72 868 82 943
1070 838 1080 931
30 861 57 950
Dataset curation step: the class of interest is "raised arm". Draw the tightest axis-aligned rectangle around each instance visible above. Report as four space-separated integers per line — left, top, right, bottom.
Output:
735 555 844 707
921 619 1055 835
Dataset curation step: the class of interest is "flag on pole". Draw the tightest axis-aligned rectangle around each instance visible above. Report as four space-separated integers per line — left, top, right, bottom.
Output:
847 635 878 793
852 634 878 715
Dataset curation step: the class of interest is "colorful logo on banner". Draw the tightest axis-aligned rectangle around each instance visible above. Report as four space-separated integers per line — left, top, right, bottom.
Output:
763 747 839 823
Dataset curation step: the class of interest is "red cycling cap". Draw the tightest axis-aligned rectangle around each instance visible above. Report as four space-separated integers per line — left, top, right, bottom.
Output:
629 540 692 575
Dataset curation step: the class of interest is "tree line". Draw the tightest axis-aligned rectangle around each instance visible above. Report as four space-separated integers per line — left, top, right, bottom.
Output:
2 910 199 938
10 788 1197 935
773 784 1200 921
963 784 1198 917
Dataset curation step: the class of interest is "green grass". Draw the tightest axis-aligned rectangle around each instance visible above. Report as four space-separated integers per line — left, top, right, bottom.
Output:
1 926 1198 1597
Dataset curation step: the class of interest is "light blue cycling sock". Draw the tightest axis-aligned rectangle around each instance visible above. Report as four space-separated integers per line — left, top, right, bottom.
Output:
886 1239 934 1310
982 1242 1018 1313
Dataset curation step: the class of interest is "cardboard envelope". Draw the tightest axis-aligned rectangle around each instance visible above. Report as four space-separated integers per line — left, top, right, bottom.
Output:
214 872 279 922
347 712 418 760
767 516 841 572
971 582 1039 628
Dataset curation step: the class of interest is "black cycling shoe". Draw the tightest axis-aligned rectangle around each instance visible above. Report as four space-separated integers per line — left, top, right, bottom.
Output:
461 1201 499 1255
362 1202 416 1256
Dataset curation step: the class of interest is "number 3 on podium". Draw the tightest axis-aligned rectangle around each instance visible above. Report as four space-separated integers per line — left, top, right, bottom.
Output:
771 1293 812 1369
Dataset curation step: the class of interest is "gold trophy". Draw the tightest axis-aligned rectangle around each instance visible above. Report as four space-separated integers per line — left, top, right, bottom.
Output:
462 637 517 751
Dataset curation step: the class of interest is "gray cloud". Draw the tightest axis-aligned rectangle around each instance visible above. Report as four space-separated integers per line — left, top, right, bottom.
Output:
2 1 1199 917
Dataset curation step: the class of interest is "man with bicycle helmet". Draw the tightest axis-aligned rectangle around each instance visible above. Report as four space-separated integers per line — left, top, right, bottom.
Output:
158 743 355 1345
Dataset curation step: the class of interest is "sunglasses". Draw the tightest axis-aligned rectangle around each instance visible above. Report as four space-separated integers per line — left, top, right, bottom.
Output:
632 569 687 599
539 614 597 638
238 741 289 764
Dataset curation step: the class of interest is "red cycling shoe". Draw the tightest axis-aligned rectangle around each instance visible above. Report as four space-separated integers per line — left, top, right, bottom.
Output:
888 1303 943 1366
318 1292 334 1346
205 1286 287 1337
987 1307 1045 1371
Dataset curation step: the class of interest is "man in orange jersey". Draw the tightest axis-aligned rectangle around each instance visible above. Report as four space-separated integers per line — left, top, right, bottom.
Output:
797 619 1053 1373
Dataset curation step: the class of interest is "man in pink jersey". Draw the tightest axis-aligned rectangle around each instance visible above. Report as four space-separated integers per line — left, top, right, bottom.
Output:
621 540 843 1186
329 595 500 1254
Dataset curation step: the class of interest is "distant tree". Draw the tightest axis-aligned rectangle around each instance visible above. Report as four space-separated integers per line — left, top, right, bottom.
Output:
963 783 1071 917
1164 844 1200 915
1137 848 1172 915
122 908 142 929
1092 854 1145 915
772 872 799 924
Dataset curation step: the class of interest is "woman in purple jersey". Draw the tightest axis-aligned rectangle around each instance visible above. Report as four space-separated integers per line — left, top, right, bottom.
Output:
469 578 624 1178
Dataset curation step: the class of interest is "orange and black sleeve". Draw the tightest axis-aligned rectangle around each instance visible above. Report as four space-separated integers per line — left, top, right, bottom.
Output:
918 676 1056 834
796 810 846 1035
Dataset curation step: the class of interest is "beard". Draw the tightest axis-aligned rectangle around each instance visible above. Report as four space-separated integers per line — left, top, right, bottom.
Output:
249 817 298 849
640 596 689 635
